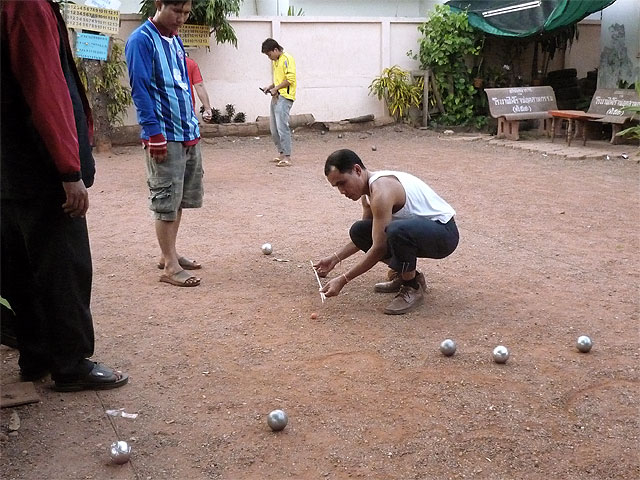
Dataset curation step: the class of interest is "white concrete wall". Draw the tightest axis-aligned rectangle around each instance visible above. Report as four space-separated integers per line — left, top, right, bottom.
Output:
278 0 443 17
117 0 442 16
119 15 423 126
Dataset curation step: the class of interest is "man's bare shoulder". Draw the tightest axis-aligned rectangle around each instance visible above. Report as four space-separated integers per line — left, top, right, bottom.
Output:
369 175 403 199
369 175 404 212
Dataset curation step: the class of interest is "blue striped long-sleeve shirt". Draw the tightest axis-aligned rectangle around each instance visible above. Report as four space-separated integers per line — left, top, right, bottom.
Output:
125 20 199 142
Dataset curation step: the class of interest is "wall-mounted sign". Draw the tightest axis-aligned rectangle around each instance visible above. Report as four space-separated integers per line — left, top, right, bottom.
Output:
64 3 120 35
76 32 110 61
180 24 210 47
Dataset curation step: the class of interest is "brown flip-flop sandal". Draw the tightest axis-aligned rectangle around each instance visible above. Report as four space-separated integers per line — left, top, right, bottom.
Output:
159 270 201 287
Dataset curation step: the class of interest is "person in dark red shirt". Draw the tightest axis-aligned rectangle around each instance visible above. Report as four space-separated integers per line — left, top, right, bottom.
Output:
0 0 129 391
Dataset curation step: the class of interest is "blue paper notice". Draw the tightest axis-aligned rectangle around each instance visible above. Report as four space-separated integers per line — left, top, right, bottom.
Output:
76 32 109 61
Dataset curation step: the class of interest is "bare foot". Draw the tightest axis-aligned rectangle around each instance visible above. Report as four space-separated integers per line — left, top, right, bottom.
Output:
157 256 202 270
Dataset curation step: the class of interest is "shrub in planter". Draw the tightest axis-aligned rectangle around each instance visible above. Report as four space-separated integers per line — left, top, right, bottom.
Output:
369 66 423 122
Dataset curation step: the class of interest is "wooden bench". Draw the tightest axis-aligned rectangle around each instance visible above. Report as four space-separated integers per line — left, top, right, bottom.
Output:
550 88 640 145
485 86 557 140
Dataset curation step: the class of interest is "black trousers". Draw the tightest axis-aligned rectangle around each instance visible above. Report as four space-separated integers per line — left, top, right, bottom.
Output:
1 197 94 377
349 217 459 273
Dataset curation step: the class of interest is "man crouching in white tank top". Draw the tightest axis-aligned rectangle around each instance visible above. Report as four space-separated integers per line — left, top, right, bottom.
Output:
313 149 459 315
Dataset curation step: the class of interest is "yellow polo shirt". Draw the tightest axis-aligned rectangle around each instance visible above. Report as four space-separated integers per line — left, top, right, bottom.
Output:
272 52 296 101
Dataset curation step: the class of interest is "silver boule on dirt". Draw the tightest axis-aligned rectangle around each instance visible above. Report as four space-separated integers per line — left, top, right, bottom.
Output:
267 409 288 431
492 345 509 364
261 243 273 255
576 335 593 353
109 440 131 465
439 339 456 357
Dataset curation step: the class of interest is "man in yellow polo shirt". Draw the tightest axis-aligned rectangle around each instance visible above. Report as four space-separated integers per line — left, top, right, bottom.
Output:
261 38 296 167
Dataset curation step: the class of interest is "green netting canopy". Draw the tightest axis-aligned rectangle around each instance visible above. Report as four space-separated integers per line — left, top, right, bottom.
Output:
446 0 617 37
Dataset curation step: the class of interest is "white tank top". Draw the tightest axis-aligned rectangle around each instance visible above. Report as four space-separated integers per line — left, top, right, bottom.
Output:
368 170 455 223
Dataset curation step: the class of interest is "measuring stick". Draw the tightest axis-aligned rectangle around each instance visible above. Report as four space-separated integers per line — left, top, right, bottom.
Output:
310 260 326 303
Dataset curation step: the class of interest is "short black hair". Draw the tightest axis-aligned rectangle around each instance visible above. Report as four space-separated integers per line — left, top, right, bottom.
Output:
324 149 366 176
261 38 283 54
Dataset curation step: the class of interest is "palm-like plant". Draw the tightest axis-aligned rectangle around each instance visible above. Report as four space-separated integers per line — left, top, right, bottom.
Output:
139 0 241 46
369 66 423 121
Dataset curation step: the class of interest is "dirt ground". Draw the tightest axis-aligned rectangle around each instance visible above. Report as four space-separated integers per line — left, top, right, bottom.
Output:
1 126 639 480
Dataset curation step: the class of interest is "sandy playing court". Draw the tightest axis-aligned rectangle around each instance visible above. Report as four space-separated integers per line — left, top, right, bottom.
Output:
1 126 639 479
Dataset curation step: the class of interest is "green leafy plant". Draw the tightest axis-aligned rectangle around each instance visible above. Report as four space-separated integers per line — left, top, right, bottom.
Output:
369 66 423 122
211 108 221 123
98 41 132 126
75 39 132 150
616 82 640 143
287 5 305 16
207 105 245 124
409 4 484 126
139 0 241 46
77 41 132 127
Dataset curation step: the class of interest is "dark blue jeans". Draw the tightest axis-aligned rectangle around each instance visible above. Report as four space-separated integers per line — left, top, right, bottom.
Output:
349 217 459 273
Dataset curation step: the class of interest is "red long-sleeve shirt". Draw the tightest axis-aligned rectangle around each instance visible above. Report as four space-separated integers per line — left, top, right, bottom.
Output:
1 0 83 177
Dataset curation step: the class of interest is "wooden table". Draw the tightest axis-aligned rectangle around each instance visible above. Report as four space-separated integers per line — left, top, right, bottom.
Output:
548 110 604 146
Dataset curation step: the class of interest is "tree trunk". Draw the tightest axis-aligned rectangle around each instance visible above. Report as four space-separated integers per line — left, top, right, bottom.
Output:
83 59 112 153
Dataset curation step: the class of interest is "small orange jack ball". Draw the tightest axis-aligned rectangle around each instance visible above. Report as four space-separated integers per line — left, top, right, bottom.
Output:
310 312 318 319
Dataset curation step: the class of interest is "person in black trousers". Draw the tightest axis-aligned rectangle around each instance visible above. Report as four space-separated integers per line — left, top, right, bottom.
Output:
314 149 459 315
0 0 128 391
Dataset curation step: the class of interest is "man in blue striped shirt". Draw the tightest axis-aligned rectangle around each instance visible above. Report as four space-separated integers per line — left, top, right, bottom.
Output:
126 0 204 287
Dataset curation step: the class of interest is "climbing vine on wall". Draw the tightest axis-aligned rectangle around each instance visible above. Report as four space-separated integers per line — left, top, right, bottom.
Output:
410 5 484 126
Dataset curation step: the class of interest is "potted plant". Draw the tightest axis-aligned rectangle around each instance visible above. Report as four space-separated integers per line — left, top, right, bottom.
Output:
369 66 423 122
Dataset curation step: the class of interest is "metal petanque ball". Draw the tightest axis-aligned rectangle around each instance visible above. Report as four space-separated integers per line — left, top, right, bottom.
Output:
267 409 288 431
439 339 456 357
261 243 273 255
576 335 593 353
109 440 131 465
492 345 510 364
